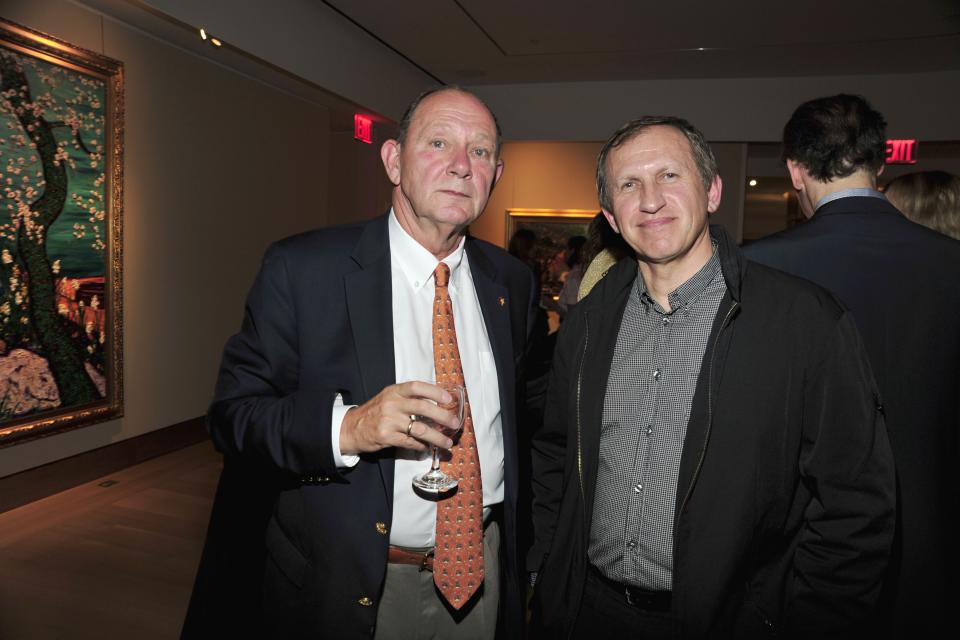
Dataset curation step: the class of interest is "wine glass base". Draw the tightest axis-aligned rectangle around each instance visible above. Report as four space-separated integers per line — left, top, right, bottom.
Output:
412 471 459 494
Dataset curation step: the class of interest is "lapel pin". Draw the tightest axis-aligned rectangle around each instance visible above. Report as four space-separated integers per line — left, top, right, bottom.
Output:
498 296 506 307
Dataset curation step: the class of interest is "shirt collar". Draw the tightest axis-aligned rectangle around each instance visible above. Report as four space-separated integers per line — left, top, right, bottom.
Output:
388 208 466 291
636 242 722 313
815 188 886 212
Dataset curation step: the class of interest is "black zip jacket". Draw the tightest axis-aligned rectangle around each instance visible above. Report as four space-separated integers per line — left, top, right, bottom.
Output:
529 225 895 639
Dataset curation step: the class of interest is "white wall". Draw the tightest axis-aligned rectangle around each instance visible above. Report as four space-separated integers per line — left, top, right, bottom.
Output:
471 141 602 248
327 129 396 226
473 72 960 142
711 143 747 243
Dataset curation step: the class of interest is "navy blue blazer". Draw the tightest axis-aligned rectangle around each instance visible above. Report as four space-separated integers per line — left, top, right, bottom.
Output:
190 214 535 639
744 195 960 636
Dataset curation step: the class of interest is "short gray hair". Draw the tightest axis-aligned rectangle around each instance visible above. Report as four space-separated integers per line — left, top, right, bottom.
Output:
596 116 718 212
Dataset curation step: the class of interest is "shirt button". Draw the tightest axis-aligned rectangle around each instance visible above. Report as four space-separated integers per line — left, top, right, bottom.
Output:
646 426 653 436
662 317 671 325
358 596 374 607
633 483 643 493
652 368 662 381
627 540 637 549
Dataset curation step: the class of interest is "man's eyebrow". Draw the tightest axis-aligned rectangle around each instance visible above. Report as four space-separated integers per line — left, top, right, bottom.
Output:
415 122 495 145
470 135 496 148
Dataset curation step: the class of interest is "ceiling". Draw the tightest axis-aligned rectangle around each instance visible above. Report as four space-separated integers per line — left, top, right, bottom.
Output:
323 0 960 85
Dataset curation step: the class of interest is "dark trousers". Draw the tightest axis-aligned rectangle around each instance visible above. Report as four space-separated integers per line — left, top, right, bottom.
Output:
571 568 672 640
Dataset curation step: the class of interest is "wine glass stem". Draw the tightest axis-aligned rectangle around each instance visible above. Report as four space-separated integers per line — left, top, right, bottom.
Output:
431 446 440 471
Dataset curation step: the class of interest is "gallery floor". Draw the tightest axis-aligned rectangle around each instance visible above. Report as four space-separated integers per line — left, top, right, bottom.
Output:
0 441 220 640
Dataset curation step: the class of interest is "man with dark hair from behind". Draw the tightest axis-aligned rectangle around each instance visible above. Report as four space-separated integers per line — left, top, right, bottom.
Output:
744 94 960 637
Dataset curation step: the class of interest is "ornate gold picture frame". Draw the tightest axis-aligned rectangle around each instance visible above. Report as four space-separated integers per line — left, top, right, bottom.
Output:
505 208 597 306
0 19 123 447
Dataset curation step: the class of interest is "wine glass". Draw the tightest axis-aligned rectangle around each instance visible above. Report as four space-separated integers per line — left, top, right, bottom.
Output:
411 385 465 494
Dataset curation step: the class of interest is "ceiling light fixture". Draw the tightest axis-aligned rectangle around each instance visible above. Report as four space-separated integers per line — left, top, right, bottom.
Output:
749 179 757 187
199 27 223 48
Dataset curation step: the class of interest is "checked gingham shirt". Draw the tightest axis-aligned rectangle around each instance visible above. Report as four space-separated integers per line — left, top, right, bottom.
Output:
588 247 725 590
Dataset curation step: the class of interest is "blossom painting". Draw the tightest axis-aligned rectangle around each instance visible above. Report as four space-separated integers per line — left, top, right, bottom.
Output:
0 19 123 446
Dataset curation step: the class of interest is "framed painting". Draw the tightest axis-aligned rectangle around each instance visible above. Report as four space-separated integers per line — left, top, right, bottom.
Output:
0 19 123 447
505 208 597 307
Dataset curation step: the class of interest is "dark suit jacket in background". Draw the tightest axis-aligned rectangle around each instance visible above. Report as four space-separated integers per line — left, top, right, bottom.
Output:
183 213 535 640
743 196 960 636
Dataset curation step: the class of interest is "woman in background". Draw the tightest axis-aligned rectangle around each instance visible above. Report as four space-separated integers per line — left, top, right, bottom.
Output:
884 170 960 241
576 212 633 301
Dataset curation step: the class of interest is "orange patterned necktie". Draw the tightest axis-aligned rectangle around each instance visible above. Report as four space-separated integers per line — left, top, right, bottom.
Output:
432 262 484 609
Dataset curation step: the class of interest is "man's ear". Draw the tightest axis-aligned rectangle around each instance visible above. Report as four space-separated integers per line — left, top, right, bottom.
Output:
706 175 723 214
785 159 806 192
601 208 621 234
381 139 402 186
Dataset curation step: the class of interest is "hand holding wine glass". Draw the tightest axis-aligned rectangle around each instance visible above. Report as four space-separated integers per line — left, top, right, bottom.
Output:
412 384 465 493
338 381 457 455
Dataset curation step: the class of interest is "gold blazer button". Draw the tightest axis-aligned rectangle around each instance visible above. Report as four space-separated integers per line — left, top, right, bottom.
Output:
357 596 373 607
375 522 388 535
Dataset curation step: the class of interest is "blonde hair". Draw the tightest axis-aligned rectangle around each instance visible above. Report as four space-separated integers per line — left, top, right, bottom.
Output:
884 171 960 241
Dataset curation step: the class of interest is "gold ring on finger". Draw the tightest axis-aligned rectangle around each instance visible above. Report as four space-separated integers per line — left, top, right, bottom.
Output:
406 415 416 437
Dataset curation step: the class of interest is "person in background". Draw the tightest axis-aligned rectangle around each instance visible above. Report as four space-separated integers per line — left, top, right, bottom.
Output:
529 114 894 639
556 235 586 317
577 212 633 301
884 170 960 240
507 228 552 570
508 228 543 291
744 94 960 638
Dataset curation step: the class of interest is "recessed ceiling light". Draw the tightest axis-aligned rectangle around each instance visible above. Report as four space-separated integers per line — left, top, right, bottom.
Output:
199 27 207 40
211 38 222 47
749 179 757 187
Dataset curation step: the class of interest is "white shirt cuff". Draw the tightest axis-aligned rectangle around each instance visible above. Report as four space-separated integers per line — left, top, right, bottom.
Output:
332 394 360 468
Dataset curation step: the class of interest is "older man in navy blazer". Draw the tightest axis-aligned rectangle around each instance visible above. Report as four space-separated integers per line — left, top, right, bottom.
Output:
191 87 534 640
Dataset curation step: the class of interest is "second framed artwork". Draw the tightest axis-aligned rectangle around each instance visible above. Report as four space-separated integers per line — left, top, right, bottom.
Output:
0 19 124 447
505 208 598 307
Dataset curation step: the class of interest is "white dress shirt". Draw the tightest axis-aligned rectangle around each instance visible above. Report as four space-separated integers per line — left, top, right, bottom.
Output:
331 210 504 547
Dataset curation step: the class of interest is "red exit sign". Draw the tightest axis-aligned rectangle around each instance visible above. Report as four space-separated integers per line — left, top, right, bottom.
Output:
354 114 373 144
885 139 918 164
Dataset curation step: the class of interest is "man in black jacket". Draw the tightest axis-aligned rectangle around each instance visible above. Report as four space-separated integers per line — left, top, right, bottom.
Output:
744 94 960 638
529 116 895 639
